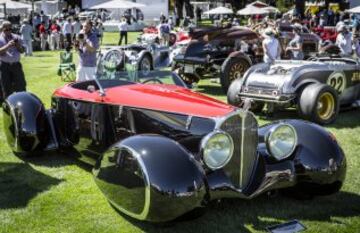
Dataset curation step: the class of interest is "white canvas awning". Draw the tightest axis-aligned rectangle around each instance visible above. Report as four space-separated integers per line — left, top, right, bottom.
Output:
248 1 268 8
90 0 145 10
204 6 233 15
0 0 31 16
346 6 360 13
0 0 31 9
263 6 279 13
237 5 268 15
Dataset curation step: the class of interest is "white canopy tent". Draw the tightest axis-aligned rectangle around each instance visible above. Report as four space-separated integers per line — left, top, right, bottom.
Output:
90 0 146 10
248 1 268 8
0 0 31 16
346 6 360 14
204 6 233 15
263 6 280 13
237 5 268 15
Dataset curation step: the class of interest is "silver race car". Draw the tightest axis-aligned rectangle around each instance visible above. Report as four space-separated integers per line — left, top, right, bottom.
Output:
227 57 360 124
101 43 173 74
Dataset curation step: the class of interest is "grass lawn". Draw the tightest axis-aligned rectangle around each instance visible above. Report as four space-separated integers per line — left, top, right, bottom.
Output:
0 32 360 233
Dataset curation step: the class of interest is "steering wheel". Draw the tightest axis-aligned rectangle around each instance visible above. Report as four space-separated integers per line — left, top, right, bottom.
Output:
142 78 163 84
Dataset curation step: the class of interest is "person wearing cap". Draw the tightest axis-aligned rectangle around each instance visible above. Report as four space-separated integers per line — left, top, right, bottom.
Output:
286 24 304 60
0 21 26 100
20 19 33 56
262 27 281 64
75 20 99 82
336 25 353 57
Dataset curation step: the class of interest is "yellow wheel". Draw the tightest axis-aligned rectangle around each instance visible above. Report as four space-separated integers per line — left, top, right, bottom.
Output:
299 83 339 125
317 92 335 121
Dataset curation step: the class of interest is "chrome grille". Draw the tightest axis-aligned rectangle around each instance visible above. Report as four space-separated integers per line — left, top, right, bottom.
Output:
220 111 258 190
246 87 276 96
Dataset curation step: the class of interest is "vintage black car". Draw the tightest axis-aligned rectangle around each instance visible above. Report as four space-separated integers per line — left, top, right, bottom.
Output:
228 57 360 125
173 26 260 92
3 70 346 222
172 25 324 93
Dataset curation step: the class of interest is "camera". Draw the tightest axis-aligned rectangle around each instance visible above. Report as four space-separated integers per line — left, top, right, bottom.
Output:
77 33 85 40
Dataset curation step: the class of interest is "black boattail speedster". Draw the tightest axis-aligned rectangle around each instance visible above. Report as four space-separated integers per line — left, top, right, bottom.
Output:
2 71 346 222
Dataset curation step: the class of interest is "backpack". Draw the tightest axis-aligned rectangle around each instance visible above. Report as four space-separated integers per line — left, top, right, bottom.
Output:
160 24 170 34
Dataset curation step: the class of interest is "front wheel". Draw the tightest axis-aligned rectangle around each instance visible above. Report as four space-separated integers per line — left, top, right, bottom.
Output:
172 62 199 87
298 83 339 125
138 54 153 74
220 57 251 93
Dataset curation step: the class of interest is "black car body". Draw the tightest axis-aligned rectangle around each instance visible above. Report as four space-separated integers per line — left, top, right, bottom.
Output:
2 71 346 222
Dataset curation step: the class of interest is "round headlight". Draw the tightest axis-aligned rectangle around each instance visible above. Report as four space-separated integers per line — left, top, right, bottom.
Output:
201 131 234 170
266 124 297 160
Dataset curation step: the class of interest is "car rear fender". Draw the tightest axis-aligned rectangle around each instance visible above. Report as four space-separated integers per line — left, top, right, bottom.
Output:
227 51 252 64
93 134 208 222
2 92 52 154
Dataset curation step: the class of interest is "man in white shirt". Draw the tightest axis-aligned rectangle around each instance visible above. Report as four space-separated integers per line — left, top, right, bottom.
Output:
20 19 33 56
262 28 280 64
72 17 81 40
62 17 72 45
336 25 353 57
118 17 128 45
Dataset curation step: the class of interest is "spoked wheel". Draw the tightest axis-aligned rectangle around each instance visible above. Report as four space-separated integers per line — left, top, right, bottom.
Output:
169 33 177 46
221 57 251 93
103 49 124 71
138 54 152 74
299 83 339 125
172 63 199 87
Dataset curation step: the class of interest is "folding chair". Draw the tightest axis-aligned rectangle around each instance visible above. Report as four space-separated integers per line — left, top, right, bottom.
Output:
58 51 76 82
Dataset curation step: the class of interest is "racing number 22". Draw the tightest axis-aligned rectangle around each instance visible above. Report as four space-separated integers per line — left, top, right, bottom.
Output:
327 72 346 94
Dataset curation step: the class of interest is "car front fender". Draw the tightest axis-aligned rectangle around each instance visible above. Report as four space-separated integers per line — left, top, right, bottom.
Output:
93 134 208 222
258 120 346 194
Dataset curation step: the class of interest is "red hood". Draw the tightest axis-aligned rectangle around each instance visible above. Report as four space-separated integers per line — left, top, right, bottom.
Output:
53 83 235 118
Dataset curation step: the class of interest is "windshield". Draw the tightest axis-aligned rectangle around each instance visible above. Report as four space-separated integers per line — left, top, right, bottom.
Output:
97 69 188 88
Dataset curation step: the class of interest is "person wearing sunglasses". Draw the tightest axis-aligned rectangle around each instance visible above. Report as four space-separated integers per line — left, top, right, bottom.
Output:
0 21 26 101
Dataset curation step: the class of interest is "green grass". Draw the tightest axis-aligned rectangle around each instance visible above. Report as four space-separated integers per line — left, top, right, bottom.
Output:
0 32 360 233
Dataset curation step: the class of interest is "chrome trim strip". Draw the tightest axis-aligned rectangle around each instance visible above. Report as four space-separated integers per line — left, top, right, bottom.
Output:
186 116 193 130
239 115 245 187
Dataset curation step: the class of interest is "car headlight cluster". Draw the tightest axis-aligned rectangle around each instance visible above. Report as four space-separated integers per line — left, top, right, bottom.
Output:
266 124 297 160
201 131 234 170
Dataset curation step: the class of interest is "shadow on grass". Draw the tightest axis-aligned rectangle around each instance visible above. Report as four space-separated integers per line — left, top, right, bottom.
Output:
256 107 360 129
0 162 63 209
32 54 54 58
124 191 360 233
14 150 93 172
196 84 225 97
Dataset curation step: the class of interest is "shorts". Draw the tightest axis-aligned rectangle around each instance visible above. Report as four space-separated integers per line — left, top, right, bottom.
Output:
76 66 96 82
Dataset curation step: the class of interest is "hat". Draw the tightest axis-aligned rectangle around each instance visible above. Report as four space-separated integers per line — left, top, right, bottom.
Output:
337 24 346 32
264 27 274 36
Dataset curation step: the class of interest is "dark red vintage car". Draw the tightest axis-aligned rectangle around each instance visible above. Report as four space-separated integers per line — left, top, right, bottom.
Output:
3 71 346 222
173 25 323 93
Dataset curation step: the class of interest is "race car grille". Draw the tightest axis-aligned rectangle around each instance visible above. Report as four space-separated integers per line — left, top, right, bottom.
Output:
219 111 258 190
244 86 278 97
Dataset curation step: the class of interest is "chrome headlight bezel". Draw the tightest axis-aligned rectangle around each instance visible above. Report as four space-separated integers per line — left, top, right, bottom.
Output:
200 131 234 170
265 123 298 161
